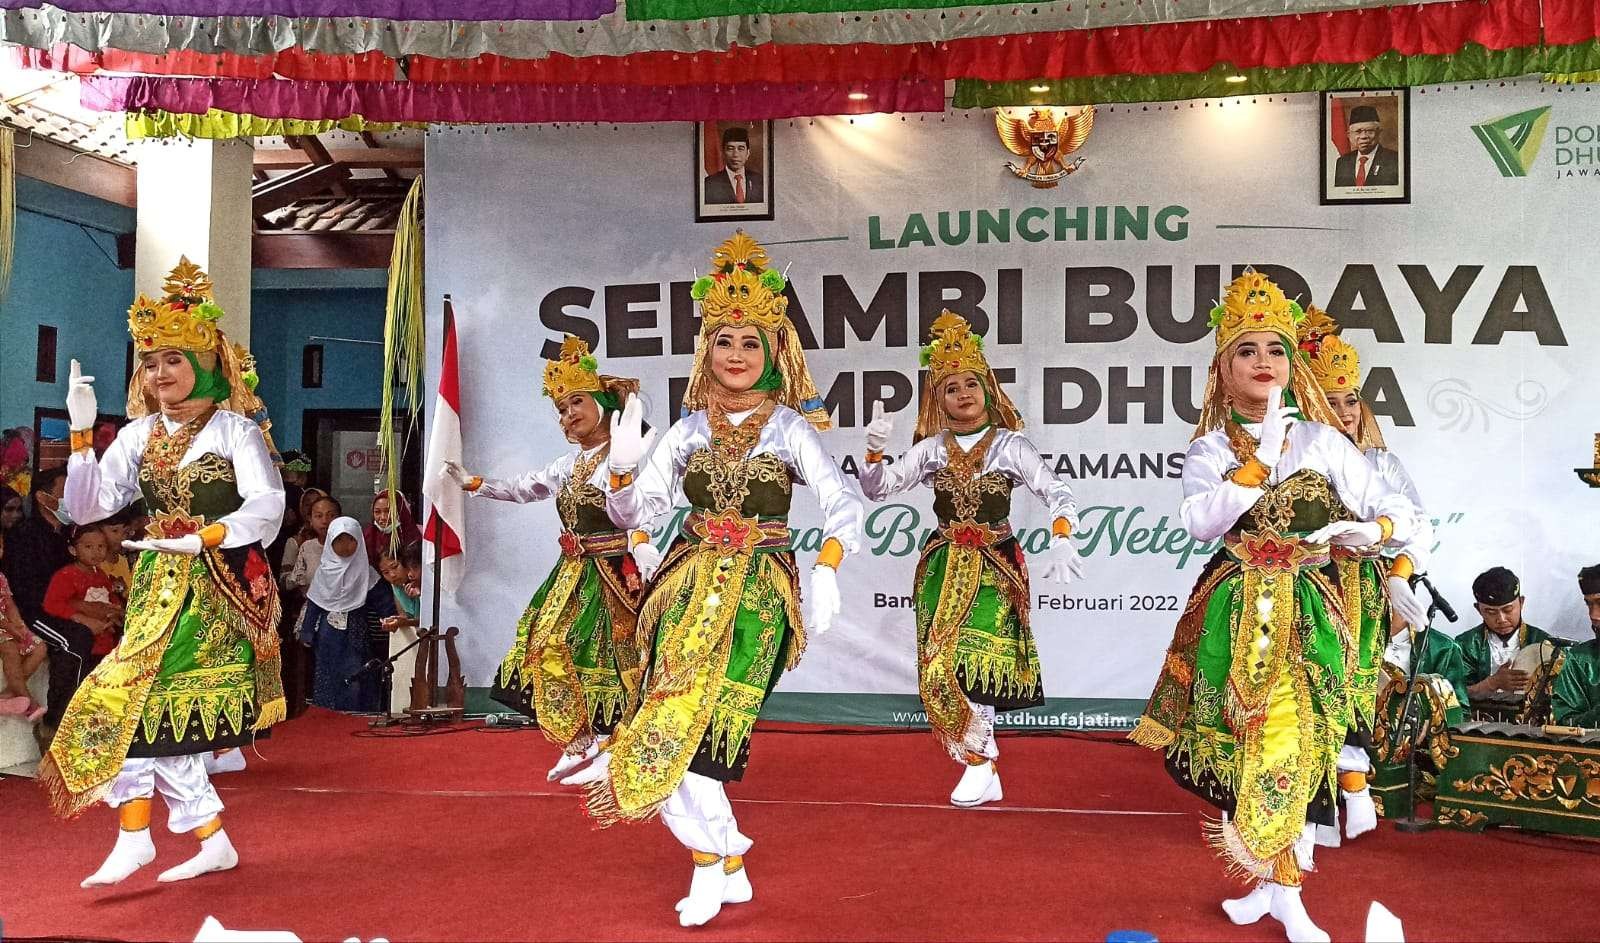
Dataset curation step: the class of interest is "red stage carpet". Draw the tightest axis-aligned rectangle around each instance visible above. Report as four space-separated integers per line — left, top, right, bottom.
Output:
4 708 1594 942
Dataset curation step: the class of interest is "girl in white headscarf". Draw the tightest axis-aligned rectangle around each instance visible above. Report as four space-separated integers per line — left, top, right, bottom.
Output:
296 517 395 712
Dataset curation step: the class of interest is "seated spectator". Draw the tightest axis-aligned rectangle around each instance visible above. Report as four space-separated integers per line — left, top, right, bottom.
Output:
1551 565 1600 727
1456 566 1559 701
44 526 125 660
0 468 71 629
297 517 395 713
0 534 46 721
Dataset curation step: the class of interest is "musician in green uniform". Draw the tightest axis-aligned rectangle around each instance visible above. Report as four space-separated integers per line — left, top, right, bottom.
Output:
1370 608 1471 814
1550 565 1600 727
1456 567 1558 702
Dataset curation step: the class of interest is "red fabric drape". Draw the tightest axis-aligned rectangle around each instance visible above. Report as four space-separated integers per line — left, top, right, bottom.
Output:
15 44 395 81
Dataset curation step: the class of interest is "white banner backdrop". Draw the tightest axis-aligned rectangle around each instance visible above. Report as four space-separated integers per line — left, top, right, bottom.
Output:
424 85 1600 724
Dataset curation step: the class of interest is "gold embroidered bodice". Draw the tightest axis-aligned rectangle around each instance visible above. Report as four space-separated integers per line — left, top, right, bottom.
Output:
1233 468 1347 536
931 429 1012 526
137 411 242 520
557 447 615 534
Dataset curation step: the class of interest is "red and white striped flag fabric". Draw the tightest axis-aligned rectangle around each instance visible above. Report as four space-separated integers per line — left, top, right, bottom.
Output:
422 296 466 594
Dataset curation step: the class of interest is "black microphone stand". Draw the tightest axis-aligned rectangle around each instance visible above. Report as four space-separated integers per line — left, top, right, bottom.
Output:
345 626 441 728
1390 590 1443 834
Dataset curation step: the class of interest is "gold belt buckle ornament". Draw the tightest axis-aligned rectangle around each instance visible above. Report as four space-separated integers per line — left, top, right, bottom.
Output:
147 510 205 540
693 510 763 554
1229 528 1324 571
945 520 999 549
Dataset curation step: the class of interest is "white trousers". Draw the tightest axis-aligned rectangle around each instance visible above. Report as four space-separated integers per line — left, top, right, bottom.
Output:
955 700 1000 762
1337 742 1372 775
660 771 752 858
104 755 223 833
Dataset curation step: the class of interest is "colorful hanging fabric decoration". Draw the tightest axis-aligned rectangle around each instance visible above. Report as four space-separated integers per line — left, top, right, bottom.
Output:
0 0 614 22
0 0 1425 61
85 73 944 123
124 108 420 140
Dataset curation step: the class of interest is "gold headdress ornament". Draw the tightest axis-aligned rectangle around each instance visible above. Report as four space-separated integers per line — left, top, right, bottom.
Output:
913 310 1023 441
681 230 830 430
1192 270 1342 439
124 257 279 458
542 334 639 407
1295 305 1386 449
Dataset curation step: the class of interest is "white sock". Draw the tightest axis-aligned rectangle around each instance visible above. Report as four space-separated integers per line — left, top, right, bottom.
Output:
1343 788 1378 839
1221 883 1273 925
157 828 239 883
82 828 157 888
676 859 728 928
1269 883 1331 943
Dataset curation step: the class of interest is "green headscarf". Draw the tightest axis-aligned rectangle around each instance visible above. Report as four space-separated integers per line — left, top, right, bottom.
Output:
183 350 231 403
591 389 621 414
752 331 783 393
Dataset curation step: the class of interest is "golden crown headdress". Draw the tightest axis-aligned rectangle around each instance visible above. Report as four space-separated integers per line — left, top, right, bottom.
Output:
543 335 605 400
913 310 1023 442
1307 333 1362 394
691 230 789 335
920 311 990 385
682 230 830 430
127 257 225 354
1209 269 1305 351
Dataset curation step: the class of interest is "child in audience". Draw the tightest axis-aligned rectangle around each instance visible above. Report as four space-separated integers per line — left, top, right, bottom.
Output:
44 526 124 660
377 541 422 634
97 511 136 599
0 533 46 720
284 495 340 593
297 517 395 712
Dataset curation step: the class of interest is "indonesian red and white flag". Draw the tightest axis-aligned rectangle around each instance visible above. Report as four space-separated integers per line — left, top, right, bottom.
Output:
422 297 466 594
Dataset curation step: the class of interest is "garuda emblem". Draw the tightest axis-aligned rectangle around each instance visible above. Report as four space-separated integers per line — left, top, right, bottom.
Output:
995 105 1096 189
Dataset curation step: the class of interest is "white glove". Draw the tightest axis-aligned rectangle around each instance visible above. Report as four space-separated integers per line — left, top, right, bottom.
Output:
123 535 204 556
1253 385 1296 470
865 401 894 453
443 460 474 490
805 564 841 637
607 397 657 474
1388 576 1428 631
66 358 98 431
1305 520 1385 548
1038 535 1086 585
631 540 663 581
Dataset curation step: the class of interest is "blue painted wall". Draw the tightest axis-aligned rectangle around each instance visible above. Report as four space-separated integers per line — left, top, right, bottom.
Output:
0 178 387 451
250 286 387 452
0 180 136 432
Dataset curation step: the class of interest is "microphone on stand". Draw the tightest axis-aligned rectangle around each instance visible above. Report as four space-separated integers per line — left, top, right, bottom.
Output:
346 657 387 686
1415 575 1459 623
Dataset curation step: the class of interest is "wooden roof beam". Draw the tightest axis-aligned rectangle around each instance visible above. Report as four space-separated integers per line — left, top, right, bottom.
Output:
253 147 422 170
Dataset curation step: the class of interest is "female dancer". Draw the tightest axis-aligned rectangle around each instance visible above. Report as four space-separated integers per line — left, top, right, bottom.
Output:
858 310 1084 807
445 337 656 783
588 232 864 928
1131 271 1426 943
45 258 285 888
1298 310 1432 839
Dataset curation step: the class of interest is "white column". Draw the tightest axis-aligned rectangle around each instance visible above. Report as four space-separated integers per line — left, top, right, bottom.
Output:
135 139 255 344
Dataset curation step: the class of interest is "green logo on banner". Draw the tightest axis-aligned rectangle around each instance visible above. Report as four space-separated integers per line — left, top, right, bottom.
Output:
1472 106 1553 177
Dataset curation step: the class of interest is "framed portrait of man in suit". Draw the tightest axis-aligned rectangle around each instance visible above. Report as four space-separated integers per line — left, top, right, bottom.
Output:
694 120 775 223
1321 89 1410 205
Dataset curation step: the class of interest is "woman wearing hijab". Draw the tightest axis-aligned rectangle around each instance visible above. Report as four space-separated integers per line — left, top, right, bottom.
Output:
297 517 395 712
363 489 420 567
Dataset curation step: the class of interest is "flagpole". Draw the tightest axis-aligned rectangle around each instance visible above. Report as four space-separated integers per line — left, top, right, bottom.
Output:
431 292 452 642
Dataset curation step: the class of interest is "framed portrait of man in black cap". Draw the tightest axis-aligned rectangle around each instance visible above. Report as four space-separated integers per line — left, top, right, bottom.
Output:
694 120 775 223
1320 89 1410 205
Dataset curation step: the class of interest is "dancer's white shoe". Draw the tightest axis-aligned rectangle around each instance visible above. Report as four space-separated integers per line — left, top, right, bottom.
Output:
1343 787 1378 839
950 760 1002 808
560 749 611 787
81 828 156 888
157 828 239 883
546 740 599 782
676 859 729 927
1221 882 1273 925
1268 883 1331 943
